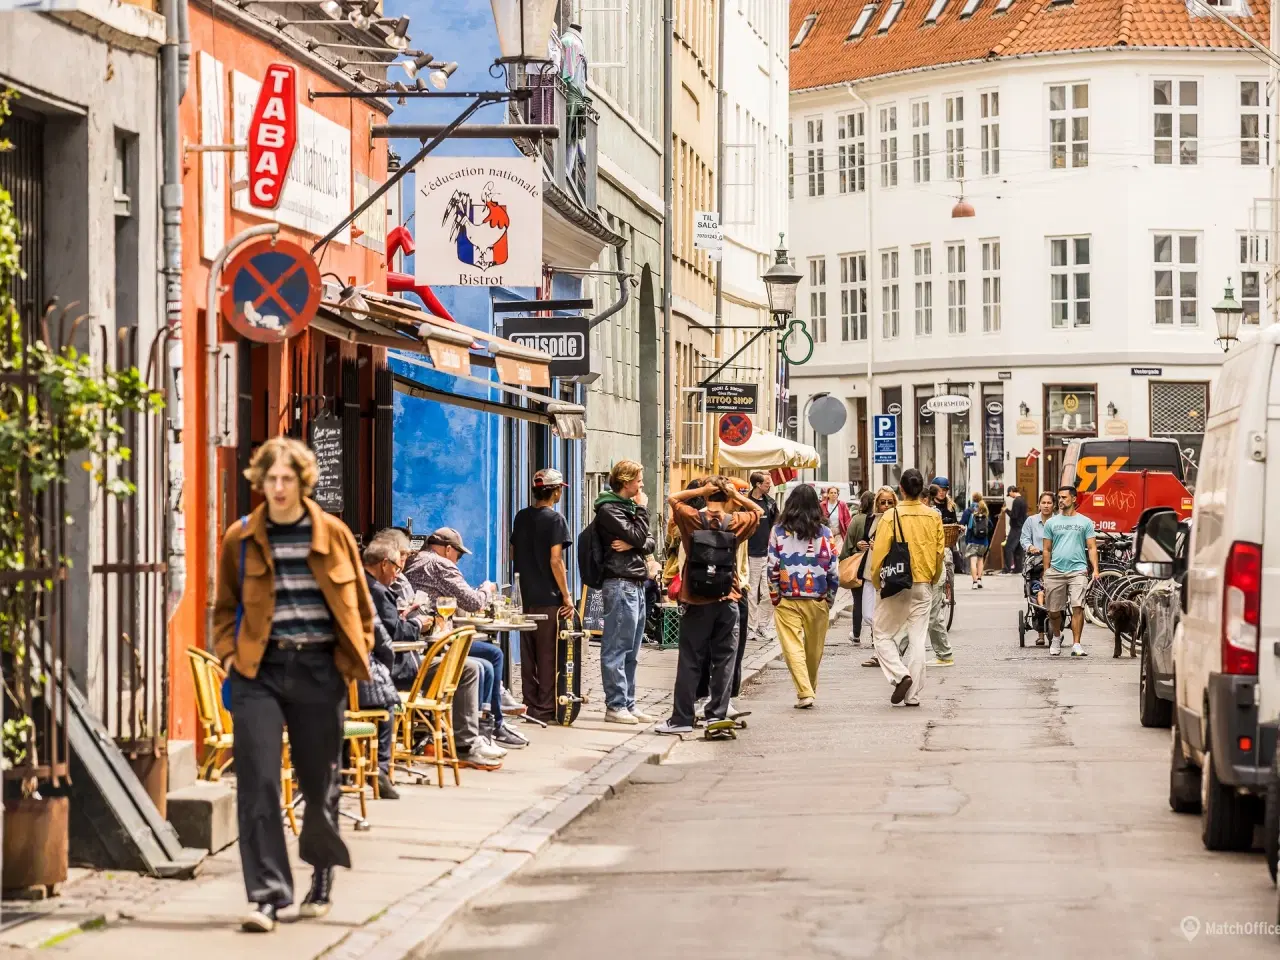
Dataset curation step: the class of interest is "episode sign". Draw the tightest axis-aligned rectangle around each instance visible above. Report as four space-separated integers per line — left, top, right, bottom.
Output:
872 414 898 465
247 62 298 210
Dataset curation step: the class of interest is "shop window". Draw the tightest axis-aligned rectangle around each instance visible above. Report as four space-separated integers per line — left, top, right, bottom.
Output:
915 385 936 482
1046 385 1096 434
1150 380 1209 486
982 384 1005 497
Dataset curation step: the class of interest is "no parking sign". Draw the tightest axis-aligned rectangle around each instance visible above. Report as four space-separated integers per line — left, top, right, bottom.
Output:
220 238 322 343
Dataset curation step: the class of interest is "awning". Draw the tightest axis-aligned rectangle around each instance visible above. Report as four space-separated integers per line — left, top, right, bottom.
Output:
719 431 820 471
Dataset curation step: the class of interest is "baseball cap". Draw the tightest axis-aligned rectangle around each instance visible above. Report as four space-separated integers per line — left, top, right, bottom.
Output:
533 467 567 489
930 477 950 489
427 527 470 555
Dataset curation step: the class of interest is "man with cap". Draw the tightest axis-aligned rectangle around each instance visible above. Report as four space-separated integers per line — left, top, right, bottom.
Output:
510 468 575 722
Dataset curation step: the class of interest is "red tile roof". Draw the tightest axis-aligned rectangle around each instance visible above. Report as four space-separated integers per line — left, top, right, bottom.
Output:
790 0 1271 91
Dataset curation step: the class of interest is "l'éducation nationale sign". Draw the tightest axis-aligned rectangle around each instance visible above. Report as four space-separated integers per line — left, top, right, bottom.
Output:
415 157 543 288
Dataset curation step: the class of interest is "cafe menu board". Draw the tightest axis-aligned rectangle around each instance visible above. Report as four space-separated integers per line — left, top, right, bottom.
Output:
309 412 344 515
579 586 605 637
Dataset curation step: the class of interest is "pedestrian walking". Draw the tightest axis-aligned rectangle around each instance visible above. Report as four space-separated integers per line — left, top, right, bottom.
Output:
1003 486 1029 574
510 468 575 723
1021 491 1057 646
1043 485 1100 657
925 484 955 667
744 471 778 641
854 487 897 667
593 460 657 725
868 469 945 707
767 484 837 708
213 437 374 933
655 477 762 735
961 492 991 587
821 486 852 546
840 491 875 644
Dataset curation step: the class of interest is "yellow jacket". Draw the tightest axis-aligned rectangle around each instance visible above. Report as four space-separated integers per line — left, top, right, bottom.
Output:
868 500 946 588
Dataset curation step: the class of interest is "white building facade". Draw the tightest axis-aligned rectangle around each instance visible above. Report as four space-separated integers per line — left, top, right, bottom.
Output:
787 0 1273 501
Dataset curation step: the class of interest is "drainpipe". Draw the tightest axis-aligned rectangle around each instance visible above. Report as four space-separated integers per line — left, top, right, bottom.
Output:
205 224 281 648
847 84 876 486
661 0 673 520
177 0 191 99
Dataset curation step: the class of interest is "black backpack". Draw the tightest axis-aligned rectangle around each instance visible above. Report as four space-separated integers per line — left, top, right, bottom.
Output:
969 511 990 541
577 520 607 589
686 510 737 600
878 508 914 599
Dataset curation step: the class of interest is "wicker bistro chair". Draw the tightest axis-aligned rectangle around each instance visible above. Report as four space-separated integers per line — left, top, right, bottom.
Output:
393 627 477 788
346 680 390 801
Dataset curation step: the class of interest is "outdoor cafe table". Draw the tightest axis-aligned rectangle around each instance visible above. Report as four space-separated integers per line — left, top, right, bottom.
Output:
455 614 546 689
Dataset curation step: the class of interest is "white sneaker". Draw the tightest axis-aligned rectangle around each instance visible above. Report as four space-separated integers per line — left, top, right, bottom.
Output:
693 698 709 720
629 708 656 723
654 719 694 735
605 708 639 725
475 737 507 759
1071 642 1088 658
500 688 527 715
1049 636 1063 657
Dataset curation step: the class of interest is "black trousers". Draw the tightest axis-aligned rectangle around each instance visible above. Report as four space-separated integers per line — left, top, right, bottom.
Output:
697 596 749 701
520 605 560 720
230 646 351 908
1007 543 1026 574
673 600 739 727
850 585 865 639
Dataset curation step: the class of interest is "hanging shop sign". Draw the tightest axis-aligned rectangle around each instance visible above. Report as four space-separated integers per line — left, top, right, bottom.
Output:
502 316 591 378
693 211 723 261
231 70 352 241
718 413 753 447
309 411 344 515
705 383 759 414
427 339 471 377
926 395 971 415
496 355 551 389
247 62 298 210
219 238 322 343
198 52 228 261
414 156 543 288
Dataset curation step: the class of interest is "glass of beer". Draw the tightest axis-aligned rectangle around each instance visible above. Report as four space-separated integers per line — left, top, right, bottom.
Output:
436 596 457 620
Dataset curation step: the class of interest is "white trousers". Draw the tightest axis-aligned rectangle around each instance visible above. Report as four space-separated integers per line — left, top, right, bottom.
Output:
873 582 933 704
746 555 774 638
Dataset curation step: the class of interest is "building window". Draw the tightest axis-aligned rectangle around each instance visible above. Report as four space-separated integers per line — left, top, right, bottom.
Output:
924 0 948 22
1240 80 1270 166
913 244 933 336
960 0 982 15
1154 79 1199 166
792 11 817 48
806 118 825 197
946 241 966 334
808 256 828 342
880 249 900 339
911 99 931 183
981 239 1001 333
788 122 794 200
915 386 936 482
1154 233 1198 326
981 383 1005 497
979 90 999 175
1049 236 1091 328
837 111 866 194
879 105 898 188
847 3 876 38
878 0 903 30
1240 233 1268 325
944 95 964 180
839 252 868 341
1049 82 1089 169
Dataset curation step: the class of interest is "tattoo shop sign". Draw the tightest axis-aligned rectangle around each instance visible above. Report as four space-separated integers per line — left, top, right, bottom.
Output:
414 157 543 288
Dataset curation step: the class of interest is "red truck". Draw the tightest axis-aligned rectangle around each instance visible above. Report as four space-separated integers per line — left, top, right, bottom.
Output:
1058 437 1195 533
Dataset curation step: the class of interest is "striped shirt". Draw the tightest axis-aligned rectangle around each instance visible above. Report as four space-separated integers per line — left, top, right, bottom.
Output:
267 515 336 647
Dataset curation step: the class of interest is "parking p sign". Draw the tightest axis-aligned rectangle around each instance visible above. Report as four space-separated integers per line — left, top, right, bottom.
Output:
873 414 899 465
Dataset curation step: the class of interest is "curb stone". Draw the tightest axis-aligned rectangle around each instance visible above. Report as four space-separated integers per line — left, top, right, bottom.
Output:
323 638 781 960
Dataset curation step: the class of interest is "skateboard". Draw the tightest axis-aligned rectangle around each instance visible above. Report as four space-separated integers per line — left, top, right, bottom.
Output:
555 614 586 726
703 718 738 741
728 710 752 729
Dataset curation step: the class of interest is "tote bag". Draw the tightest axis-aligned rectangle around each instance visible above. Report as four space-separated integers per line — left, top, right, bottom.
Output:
878 509 914 599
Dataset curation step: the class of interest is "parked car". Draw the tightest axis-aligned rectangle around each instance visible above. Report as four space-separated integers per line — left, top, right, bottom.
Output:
1132 507 1189 729
1168 324 1280 858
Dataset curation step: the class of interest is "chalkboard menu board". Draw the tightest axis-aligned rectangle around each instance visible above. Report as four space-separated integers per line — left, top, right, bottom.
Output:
579 586 604 636
309 412 344 515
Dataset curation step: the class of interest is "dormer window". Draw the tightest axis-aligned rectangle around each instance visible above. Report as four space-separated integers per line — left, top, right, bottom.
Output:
924 0 949 23
960 0 981 15
847 5 876 39
878 0 904 31
995 0 1014 10
793 12 818 48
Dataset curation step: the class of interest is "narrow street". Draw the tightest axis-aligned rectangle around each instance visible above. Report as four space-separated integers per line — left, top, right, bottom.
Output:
427 576 1278 959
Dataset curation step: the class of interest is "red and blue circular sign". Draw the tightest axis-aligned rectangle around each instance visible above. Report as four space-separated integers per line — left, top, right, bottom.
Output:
718 413 753 447
220 238 322 343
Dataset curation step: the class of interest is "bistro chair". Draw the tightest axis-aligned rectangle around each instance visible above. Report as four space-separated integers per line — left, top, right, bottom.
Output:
346 680 389 798
394 627 476 788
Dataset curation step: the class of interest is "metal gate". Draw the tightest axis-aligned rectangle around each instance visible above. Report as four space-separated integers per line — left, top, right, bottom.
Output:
1150 380 1210 485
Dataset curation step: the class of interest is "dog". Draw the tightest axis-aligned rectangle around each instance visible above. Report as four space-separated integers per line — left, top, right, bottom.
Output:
1107 598 1142 659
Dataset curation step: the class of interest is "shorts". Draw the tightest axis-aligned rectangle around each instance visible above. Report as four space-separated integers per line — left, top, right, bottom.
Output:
1044 569 1089 611
963 542 988 560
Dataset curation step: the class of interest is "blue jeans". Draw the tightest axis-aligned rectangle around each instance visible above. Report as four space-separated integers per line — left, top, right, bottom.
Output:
468 640 505 727
601 578 645 711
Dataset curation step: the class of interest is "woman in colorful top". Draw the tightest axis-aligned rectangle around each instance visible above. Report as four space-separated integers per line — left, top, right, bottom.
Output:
767 484 838 709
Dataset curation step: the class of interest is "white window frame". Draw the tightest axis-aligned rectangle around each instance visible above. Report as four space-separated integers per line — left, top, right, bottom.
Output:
879 104 898 188
840 253 868 341
960 0 981 16
946 241 967 334
981 238 1001 333
837 111 866 194
680 387 707 461
1153 232 1199 326
1239 232 1267 325
788 122 795 200
1049 235 1091 329
1240 78 1270 167
911 99 931 183
581 0 630 72
925 0 948 22
880 249 900 340
792 11 817 48
847 3 877 39
878 0 903 31
995 0 1014 9
979 90 999 176
808 256 828 342
913 244 933 336
806 117 825 197
944 94 964 180
1048 82 1089 169
1153 78 1200 166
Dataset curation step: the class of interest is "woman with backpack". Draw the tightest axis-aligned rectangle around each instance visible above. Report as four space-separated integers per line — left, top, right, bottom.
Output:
767 484 838 708
961 491 991 588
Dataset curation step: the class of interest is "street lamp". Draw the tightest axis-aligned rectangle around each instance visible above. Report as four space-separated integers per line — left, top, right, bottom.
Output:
490 0 558 66
1213 279 1245 352
762 234 802 326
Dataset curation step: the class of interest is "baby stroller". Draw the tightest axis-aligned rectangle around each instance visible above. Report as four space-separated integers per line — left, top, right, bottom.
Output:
1016 555 1055 648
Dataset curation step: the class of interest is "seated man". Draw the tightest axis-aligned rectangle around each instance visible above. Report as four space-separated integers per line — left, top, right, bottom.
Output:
366 534 503 770
405 527 528 748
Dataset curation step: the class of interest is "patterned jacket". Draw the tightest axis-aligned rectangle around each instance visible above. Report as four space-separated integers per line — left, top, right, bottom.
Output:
403 550 488 613
766 524 838 604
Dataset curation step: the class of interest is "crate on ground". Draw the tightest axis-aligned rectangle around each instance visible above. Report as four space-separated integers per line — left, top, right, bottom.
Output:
658 603 681 649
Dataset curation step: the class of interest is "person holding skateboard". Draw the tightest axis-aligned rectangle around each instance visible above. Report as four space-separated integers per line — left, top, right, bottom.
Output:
655 477 762 738
510 468 575 723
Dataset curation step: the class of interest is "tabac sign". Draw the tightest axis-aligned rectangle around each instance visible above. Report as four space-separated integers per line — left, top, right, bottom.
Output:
414 157 542 288
247 63 298 209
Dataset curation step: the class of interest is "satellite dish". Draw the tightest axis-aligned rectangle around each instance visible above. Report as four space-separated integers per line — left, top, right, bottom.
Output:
807 395 848 436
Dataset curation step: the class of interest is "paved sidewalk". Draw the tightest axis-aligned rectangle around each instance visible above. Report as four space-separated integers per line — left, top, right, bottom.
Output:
1 632 778 960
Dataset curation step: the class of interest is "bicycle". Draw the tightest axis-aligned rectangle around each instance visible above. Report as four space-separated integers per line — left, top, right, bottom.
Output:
943 524 962 631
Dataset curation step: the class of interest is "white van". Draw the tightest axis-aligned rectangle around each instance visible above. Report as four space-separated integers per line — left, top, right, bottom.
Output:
1168 324 1280 856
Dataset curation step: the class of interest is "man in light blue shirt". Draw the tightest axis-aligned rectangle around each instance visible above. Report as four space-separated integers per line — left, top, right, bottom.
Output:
1042 486 1099 658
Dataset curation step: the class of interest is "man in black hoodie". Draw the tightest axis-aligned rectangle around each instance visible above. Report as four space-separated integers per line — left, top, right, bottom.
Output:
594 460 655 725
1003 485 1029 574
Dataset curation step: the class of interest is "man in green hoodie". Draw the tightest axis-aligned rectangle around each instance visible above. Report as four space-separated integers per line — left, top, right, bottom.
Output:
593 460 656 724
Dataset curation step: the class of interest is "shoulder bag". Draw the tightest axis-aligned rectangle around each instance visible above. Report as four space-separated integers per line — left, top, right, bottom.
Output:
878 508 914 599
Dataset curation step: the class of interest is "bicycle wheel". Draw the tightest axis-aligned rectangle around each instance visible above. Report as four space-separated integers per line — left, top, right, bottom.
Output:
946 567 956 631
1085 571 1124 628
